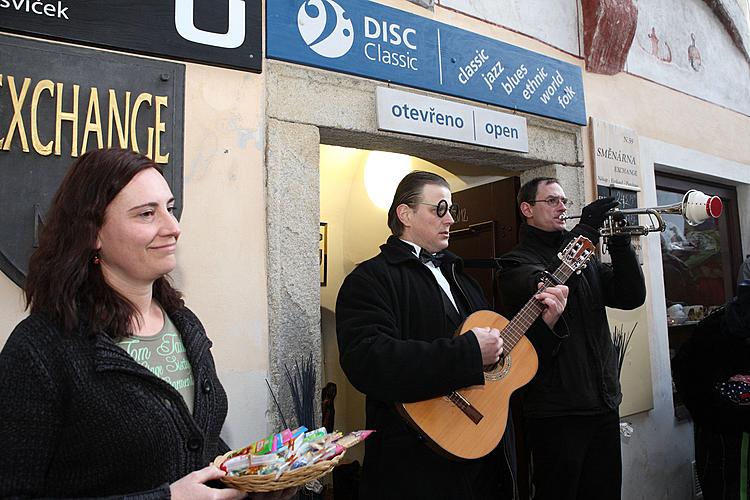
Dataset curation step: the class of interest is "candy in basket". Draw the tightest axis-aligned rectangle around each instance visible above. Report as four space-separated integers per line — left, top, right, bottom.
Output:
214 426 373 492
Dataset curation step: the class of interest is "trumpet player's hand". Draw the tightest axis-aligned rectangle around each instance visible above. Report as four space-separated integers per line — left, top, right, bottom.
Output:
606 232 632 250
580 197 619 231
535 283 569 329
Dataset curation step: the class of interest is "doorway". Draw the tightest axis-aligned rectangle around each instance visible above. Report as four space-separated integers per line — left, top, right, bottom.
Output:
319 144 515 445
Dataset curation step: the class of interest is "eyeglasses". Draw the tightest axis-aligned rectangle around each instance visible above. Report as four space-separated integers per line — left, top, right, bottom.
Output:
419 200 459 218
529 196 572 207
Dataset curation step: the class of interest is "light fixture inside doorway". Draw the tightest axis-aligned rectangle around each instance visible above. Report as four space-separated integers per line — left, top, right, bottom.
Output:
364 151 412 209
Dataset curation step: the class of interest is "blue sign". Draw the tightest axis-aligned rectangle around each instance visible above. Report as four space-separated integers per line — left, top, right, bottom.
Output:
267 0 586 125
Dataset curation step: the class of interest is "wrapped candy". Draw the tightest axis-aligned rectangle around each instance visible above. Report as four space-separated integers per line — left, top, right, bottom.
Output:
222 427 374 478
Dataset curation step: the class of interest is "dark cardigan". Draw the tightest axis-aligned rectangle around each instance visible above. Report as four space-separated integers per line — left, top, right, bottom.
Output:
0 307 229 499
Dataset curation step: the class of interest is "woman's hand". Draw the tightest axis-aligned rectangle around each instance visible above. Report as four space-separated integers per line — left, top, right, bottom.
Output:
170 465 247 500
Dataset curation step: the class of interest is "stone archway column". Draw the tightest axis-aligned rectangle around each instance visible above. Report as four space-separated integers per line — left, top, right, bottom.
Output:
520 163 587 214
265 118 322 429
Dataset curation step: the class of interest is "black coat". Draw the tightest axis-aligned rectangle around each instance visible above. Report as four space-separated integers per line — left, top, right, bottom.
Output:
497 223 646 417
0 307 229 499
336 236 516 500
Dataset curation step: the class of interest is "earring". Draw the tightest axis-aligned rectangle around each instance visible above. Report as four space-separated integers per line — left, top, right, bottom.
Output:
92 252 101 265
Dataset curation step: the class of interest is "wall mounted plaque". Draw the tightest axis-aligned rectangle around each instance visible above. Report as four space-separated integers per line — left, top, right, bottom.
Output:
0 34 185 286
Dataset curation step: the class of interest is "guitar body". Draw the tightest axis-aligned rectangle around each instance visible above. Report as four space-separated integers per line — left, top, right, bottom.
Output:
399 310 538 460
396 236 595 461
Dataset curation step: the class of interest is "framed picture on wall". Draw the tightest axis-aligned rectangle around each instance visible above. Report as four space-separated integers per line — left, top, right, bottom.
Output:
320 222 328 286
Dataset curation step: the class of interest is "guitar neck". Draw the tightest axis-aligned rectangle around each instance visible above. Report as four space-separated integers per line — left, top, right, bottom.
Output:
502 260 577 352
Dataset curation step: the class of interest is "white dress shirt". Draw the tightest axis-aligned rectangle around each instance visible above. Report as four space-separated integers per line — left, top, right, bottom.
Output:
401 239 459 312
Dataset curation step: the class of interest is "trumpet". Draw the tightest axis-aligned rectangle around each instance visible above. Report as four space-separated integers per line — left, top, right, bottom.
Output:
560 190 723 240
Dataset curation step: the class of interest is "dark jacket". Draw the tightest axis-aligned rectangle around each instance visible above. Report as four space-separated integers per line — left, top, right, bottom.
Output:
336 236 516 500
672 288 750 433
0 307 229 499
497 223 646 417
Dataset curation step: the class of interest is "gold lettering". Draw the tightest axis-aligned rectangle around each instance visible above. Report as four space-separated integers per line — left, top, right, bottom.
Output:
153 95 169 164
55 83 80 157
0 77 172 161
31 79 54 156
130 92 152 154
146 127 154 160
3 76 32 152
107 89 130 148
81 87 103 153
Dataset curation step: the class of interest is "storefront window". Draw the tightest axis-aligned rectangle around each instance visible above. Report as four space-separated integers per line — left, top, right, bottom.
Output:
657 173 741 418
658 189 727 318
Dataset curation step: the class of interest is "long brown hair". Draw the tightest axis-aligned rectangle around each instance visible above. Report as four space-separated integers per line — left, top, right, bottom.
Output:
24 148 184 338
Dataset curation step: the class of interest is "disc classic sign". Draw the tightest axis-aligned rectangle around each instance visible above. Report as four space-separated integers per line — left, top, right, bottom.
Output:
0 0 262 72
0 35 185 286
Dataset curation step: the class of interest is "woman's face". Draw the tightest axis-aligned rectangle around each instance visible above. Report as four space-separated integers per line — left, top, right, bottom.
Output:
96 168 181 290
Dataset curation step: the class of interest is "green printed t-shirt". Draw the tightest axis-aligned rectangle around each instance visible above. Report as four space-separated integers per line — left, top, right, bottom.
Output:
117 310 195 414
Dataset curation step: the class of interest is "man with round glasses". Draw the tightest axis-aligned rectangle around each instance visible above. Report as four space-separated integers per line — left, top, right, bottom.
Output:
496 177 646 500
336 171 569 499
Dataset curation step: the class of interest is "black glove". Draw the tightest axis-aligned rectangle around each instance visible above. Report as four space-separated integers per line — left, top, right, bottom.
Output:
579 197 619 230
606 232 632 250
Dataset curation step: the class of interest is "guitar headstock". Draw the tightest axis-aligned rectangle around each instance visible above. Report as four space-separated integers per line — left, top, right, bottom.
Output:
557 236 595 274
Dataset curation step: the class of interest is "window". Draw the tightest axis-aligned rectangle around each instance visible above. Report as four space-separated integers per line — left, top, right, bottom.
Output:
657 173 742 418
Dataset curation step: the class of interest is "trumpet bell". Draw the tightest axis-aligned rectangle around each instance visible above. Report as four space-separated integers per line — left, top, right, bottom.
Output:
682 190 723 226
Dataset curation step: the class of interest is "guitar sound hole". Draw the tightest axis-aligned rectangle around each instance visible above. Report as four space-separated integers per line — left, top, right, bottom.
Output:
484 354 506 373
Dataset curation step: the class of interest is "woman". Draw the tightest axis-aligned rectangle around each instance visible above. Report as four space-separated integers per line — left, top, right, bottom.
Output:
0 149 291 499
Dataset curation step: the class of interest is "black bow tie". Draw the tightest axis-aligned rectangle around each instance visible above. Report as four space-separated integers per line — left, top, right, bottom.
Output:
419 249 444 266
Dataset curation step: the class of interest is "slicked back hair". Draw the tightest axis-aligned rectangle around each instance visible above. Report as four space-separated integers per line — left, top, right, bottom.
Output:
24 148 184 338
387 171 450 236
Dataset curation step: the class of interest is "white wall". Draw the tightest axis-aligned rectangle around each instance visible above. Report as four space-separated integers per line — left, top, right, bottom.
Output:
626 0 750 116
178 64 270 448
438 0 581 55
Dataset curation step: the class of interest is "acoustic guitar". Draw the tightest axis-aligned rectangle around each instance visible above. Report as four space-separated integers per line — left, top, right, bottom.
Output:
397 236 595 460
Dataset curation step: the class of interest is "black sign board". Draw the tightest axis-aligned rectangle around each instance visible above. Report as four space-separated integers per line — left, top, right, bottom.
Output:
0 34 185 286
0 0 261 72
597 185 639 226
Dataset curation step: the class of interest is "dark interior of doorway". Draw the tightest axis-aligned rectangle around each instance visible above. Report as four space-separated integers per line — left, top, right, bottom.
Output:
452 176 533 499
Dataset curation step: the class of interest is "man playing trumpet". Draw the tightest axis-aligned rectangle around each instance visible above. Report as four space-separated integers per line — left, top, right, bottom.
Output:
496 177 646 500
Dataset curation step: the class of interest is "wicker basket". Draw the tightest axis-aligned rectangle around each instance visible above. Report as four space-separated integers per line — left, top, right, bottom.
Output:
213 451 345 492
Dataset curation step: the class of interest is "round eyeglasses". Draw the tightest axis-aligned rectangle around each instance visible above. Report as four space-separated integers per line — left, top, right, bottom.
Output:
529 196 572 207
419 199 459 218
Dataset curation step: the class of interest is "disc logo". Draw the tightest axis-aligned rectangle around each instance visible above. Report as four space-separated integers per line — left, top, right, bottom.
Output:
297 0 354 58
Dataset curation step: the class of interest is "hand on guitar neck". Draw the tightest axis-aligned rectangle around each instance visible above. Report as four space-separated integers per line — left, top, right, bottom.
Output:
534 282 569 329
473 327 504 366
473 282 567 367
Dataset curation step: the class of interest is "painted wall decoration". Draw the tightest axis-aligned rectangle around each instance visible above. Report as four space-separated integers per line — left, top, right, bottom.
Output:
626 0 750 116
0 35 185 285
438 0 581 56
0 0 262 72
267 0 586 125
